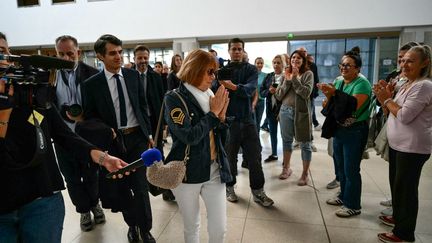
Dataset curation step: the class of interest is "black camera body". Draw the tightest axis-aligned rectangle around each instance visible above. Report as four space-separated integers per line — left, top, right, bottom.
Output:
1 65 53 109
216 61 245 81
0 54 74 109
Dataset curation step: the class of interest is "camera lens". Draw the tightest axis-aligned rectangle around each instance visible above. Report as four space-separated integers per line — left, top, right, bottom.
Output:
68 104 82 117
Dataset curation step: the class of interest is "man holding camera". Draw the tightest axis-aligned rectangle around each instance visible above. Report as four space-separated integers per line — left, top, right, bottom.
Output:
0 31 128 243
53 35 104 232
81 34 155 243
217 38 274 207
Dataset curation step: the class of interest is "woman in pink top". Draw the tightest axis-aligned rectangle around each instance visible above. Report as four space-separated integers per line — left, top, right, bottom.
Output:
374 44 432 243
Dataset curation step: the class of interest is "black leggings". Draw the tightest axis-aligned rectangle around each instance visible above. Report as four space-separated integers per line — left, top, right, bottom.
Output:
389 147 430 241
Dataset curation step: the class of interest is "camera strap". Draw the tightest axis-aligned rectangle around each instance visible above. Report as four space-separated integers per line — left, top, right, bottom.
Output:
60 70 70 87
32 110 48 156
6 110 47 171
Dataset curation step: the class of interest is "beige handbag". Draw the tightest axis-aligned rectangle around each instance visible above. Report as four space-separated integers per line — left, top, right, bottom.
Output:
146 91 190 189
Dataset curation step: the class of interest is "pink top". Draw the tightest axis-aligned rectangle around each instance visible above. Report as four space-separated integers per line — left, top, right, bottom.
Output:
387 79 432 154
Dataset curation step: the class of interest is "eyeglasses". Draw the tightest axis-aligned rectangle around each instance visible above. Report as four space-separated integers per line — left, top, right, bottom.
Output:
230 47 243 52
207 69 216 76
338 63 356 69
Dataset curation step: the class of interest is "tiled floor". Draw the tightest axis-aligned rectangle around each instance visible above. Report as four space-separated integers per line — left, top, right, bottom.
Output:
62 110 432 243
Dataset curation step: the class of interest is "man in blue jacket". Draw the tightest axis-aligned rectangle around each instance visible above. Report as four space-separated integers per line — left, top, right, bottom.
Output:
216 38 274 207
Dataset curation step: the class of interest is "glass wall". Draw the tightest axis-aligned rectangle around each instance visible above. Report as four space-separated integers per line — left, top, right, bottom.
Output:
211 41 288 73
378 38 399 81
290 38 380 84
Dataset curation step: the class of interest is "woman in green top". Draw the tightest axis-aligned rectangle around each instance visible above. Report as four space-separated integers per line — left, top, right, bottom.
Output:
318 48 372 218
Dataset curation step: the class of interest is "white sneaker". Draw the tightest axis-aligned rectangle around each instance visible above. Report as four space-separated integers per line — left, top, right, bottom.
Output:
381 207 393 216
335 206 361 217
326 179 340 189
380 199 392 207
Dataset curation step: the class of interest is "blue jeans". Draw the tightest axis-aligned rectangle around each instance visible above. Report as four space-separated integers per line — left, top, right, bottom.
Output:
279 105 312 161
255 99 265 133
333 122 368 210
267 112 278 156
0 193 65 243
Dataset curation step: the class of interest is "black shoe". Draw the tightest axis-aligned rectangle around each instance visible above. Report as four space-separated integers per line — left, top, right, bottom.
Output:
162 190 176 201
241 161 248 169
264 155 278 162
127 226 140 243
141 231 156 243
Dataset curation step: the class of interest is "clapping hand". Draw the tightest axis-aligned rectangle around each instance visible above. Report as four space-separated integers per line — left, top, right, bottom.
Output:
373 80 394 104
317 83 336 99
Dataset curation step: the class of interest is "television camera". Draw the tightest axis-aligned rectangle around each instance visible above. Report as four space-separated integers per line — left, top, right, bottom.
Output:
0 54 74 109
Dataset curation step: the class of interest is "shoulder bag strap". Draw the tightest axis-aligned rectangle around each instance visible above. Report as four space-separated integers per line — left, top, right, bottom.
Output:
173 90 191 161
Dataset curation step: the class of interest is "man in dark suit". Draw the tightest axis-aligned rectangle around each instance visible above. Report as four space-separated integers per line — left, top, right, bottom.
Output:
81 34 155 243
133 45 176 202
53 35 103 232
133 45 164 154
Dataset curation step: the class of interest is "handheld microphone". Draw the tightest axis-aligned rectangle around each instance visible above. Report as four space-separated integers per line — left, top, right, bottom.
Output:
106 148 162 179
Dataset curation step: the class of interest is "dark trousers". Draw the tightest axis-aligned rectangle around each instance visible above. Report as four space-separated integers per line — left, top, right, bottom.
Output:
120 130 153 233
55 144 99 213
389 147 430 241
267 113 279 156
225 120 264 190
254 99 265 133
311 98 319 127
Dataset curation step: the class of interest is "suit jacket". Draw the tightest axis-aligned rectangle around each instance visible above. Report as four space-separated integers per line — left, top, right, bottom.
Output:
81 67 152 142
144 68 164 128
142 68 165 152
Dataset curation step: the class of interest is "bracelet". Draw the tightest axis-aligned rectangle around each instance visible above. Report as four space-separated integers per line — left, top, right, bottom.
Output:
0 120 8 126
98 151 108 166
383 98 392 107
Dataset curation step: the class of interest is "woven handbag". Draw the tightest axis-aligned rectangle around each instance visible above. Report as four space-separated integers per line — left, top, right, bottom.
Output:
146 91 190 189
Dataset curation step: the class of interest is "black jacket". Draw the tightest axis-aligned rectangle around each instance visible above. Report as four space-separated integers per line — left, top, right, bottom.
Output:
213 62 258 121
321 90 357 138
0 106 96 213
164 84 232 184
145 68 164 125
81 68 152 142
260 72 281 119
167 72 181 91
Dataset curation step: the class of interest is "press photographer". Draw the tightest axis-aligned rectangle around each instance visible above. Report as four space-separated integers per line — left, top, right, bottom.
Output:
53 35 105 232
0 32 128 243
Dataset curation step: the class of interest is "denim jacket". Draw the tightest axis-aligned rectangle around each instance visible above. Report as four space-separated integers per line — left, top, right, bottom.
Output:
164 83 232 184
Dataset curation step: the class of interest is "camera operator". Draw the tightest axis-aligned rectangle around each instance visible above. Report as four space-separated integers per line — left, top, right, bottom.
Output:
0 32 128 243
216 38 274 207
53 35 104 231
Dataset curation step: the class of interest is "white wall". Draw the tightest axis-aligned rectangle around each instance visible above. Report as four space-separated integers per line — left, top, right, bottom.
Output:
1 0 432 47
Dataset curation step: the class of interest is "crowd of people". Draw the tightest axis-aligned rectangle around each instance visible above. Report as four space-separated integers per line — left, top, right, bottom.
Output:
0 31 431 243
